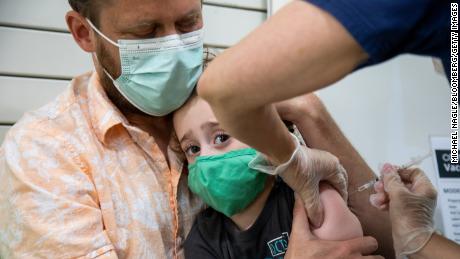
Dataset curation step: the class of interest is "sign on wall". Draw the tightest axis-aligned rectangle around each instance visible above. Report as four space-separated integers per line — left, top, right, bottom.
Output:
431 136 460 243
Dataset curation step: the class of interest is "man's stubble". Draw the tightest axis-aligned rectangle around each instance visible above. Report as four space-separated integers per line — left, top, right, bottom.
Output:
95 38 141 116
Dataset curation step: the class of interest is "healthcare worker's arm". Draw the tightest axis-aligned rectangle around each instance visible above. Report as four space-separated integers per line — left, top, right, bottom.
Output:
199 1 366 164
371 165 460 258
277 94 394 259
410 234 460 259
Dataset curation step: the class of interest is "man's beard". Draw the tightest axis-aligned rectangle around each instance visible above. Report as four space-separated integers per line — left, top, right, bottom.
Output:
96 41 142 116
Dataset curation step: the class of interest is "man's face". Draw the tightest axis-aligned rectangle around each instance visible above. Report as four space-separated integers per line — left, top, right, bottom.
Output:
93 0 203 114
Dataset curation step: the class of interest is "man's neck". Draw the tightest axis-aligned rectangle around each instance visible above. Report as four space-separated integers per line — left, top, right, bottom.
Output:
125 112 173 156
99 71 173 150
230 177 275 231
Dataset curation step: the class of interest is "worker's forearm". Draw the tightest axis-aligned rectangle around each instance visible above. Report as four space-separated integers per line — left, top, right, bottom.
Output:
198 1 367 150
206 100 296 164
409 234 460 259
289 98 395 258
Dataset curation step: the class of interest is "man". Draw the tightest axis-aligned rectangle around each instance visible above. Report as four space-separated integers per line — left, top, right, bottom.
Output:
1 0 205 258
0 0 390 258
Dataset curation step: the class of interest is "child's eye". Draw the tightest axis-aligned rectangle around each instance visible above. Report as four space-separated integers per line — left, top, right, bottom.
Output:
185 145 201 156
214 133 230 145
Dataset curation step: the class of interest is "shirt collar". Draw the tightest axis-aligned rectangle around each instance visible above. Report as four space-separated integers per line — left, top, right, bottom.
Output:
87 72 128 145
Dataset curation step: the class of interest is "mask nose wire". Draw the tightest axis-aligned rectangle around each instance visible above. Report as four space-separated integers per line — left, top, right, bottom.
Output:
86 18 120 47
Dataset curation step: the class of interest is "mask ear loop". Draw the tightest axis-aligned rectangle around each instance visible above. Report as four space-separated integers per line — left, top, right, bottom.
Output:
91 52 117 82
86 18 120 47
92 51 154 115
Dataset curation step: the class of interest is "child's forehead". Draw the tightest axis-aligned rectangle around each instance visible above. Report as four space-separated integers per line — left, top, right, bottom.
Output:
181 95 211 117
173 95 218 136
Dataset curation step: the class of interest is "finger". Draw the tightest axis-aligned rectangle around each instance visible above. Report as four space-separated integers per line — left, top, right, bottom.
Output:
398 168 437 198
345 236 379 256
381 167 406 199
379 163 397 176
369 194 389 211
378 203 388 210
369 194 380 209
398 167 424 183
363 256 384 259
325 164 348 202
373 180 384 193
369 192 388 206
369 193 388 209
291 193 315 239
304 191 325 229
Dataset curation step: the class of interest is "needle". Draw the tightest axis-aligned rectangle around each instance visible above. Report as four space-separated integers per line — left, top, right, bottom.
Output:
352 151 433 194
399 152 433 169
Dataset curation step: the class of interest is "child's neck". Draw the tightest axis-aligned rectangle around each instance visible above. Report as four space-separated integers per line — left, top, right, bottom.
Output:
230 177 275 231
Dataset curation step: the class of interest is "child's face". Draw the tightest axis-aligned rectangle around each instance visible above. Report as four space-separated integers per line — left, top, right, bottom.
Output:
173 96 249 164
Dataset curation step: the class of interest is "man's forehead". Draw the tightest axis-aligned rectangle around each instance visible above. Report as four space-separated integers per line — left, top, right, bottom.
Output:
105 0 202 24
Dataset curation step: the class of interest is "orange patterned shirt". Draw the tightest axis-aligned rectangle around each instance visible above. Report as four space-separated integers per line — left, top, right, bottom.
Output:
0 72 203 259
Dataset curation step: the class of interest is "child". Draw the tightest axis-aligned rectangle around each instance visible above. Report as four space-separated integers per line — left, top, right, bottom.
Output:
173 93 363 259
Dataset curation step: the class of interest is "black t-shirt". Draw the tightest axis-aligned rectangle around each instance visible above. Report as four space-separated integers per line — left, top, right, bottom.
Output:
184 178 295 259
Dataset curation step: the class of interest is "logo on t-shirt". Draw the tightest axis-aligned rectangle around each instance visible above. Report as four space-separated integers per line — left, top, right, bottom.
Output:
267 232 289 257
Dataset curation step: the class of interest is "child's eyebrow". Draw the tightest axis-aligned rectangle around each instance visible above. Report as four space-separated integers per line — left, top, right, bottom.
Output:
200 121 220 131
179 130 193 143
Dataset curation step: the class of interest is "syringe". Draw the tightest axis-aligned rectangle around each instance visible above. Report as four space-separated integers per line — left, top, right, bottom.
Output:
399 152 433 169
352 151 433 194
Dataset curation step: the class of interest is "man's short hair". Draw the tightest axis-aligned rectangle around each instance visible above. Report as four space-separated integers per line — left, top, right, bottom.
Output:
68 0 106 25
69 0 203 26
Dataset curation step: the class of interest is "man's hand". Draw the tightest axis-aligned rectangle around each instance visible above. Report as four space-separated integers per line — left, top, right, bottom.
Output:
285 195 383 259
370 164 437 257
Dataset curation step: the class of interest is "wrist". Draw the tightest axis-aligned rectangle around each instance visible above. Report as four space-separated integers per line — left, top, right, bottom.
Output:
270 134 297 165
407 231 439 259
407 232 436 259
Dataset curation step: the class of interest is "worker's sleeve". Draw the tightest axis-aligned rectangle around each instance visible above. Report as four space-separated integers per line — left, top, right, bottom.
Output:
306 0 449 71
0 127 117 259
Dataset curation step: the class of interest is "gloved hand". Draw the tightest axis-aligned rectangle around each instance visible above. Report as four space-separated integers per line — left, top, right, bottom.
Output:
370 164 437 258
249 133 348 228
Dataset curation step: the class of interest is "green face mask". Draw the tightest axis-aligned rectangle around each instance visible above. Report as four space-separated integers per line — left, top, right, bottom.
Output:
188 148 267 217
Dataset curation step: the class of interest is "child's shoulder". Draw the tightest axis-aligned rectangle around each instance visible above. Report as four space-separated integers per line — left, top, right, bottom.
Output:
187 207 225 240
275 177 295 203
184 207 227 258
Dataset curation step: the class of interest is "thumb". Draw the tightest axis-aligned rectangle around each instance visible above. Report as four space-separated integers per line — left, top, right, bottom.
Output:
381 165 406 199
301 189 324 229
325 164 348 202
291 194 314 240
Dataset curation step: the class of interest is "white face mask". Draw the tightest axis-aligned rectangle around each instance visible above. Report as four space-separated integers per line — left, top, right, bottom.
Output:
87 19 204 116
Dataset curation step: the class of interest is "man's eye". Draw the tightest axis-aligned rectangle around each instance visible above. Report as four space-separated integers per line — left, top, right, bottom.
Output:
177 17 199 31
185 145 200 156
131 26 159 38
214 134 230 145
